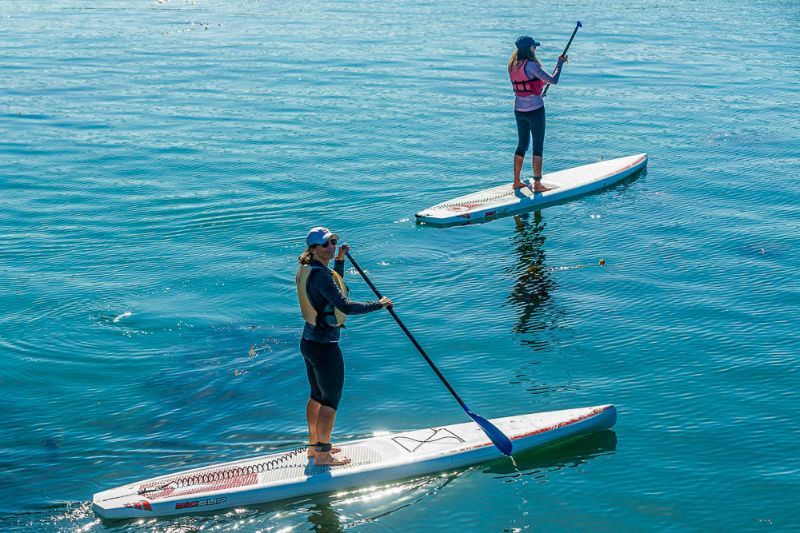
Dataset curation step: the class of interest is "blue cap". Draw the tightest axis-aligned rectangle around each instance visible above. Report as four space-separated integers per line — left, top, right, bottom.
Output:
306 226 339 246
516 35 541 49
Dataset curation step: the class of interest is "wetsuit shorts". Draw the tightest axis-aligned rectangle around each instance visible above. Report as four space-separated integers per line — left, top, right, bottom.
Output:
514 106 546 157
300 338 344 410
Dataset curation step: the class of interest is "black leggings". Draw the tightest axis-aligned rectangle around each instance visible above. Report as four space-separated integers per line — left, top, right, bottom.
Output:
514 107 546 157
300 338 344 410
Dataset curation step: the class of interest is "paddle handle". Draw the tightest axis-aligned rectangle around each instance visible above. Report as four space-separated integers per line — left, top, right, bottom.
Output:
542 20 582 97
345 252 468 408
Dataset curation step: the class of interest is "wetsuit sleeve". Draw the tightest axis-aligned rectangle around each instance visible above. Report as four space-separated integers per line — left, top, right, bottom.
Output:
333 259 345 277
316 269 383 315
527 60 562 85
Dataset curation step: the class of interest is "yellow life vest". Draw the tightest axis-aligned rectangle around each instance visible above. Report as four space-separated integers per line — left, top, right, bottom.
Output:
296 263 348 327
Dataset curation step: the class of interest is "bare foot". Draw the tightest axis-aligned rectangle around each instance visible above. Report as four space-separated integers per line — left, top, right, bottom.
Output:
512 181 527 189
533 183 551 193
314 451 351 466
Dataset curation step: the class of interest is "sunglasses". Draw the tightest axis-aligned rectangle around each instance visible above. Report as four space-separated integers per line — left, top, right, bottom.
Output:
320 239 338 247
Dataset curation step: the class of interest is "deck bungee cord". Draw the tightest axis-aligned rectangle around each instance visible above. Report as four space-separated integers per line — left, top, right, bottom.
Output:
138 447 308 495
433 188 528 210
392 428 465 453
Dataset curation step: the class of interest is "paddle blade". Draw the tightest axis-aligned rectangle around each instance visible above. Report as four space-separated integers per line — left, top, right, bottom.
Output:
466 409 513 456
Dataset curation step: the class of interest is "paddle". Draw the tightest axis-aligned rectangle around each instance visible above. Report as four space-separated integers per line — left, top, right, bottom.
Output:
345 251 513 456
542 20 582 97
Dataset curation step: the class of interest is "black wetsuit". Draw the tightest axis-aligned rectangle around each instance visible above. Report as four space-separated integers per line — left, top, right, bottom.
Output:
300 259 382 410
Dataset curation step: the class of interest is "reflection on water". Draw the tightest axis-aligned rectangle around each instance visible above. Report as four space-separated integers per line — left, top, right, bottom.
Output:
484 430 617 478
308 500 344 532
506 212 561 348
307 472 463 530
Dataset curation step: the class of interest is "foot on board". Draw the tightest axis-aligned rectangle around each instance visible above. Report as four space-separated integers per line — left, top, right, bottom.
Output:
313 452 351 466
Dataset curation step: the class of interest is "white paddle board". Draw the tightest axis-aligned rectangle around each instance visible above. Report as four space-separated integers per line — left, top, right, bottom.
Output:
415 153 647 226
93 404 616 519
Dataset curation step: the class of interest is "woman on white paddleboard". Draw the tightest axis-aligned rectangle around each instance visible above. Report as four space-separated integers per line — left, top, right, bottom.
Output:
508 35 568 192
295 227 392 466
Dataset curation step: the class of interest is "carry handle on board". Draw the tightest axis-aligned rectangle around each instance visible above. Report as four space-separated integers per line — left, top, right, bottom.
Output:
542 20 582 97
346 251 513 456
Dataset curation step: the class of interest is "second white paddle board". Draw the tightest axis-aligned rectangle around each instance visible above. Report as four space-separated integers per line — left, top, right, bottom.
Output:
415 153 647 226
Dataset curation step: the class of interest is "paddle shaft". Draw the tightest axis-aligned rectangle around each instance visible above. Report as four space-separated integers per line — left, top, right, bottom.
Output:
345 252 468 407
345 251 513 456
542 21 582 97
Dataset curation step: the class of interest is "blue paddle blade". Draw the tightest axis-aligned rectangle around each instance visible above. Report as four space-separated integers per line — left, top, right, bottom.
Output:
466 409 513 456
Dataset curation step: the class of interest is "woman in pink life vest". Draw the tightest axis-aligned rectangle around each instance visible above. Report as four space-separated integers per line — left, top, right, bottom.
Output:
509 35 568 192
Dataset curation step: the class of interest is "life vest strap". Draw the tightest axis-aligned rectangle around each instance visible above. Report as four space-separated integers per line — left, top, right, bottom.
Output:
509 59 544 96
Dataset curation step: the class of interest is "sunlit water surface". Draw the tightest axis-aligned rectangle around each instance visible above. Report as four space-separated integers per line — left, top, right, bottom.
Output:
1 0 798 530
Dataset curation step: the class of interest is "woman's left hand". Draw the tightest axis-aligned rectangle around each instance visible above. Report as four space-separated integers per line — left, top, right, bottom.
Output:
558 54 569 63
336 243 350 260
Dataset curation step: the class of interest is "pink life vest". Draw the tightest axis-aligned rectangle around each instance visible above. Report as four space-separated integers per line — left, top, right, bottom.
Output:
509 59 544 97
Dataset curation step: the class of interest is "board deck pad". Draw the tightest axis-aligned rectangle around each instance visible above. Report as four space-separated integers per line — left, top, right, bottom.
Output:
93 404 616 518
415 154 647 226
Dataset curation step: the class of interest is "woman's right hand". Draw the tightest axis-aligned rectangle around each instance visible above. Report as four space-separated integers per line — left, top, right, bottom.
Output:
558 54 569 63
379 296 393 309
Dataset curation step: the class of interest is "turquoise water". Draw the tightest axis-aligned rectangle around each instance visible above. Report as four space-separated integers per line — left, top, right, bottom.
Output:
1 0 799 530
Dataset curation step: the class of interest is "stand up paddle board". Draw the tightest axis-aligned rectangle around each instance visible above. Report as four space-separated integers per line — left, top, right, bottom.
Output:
415 153 647 226
93 404 616 519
